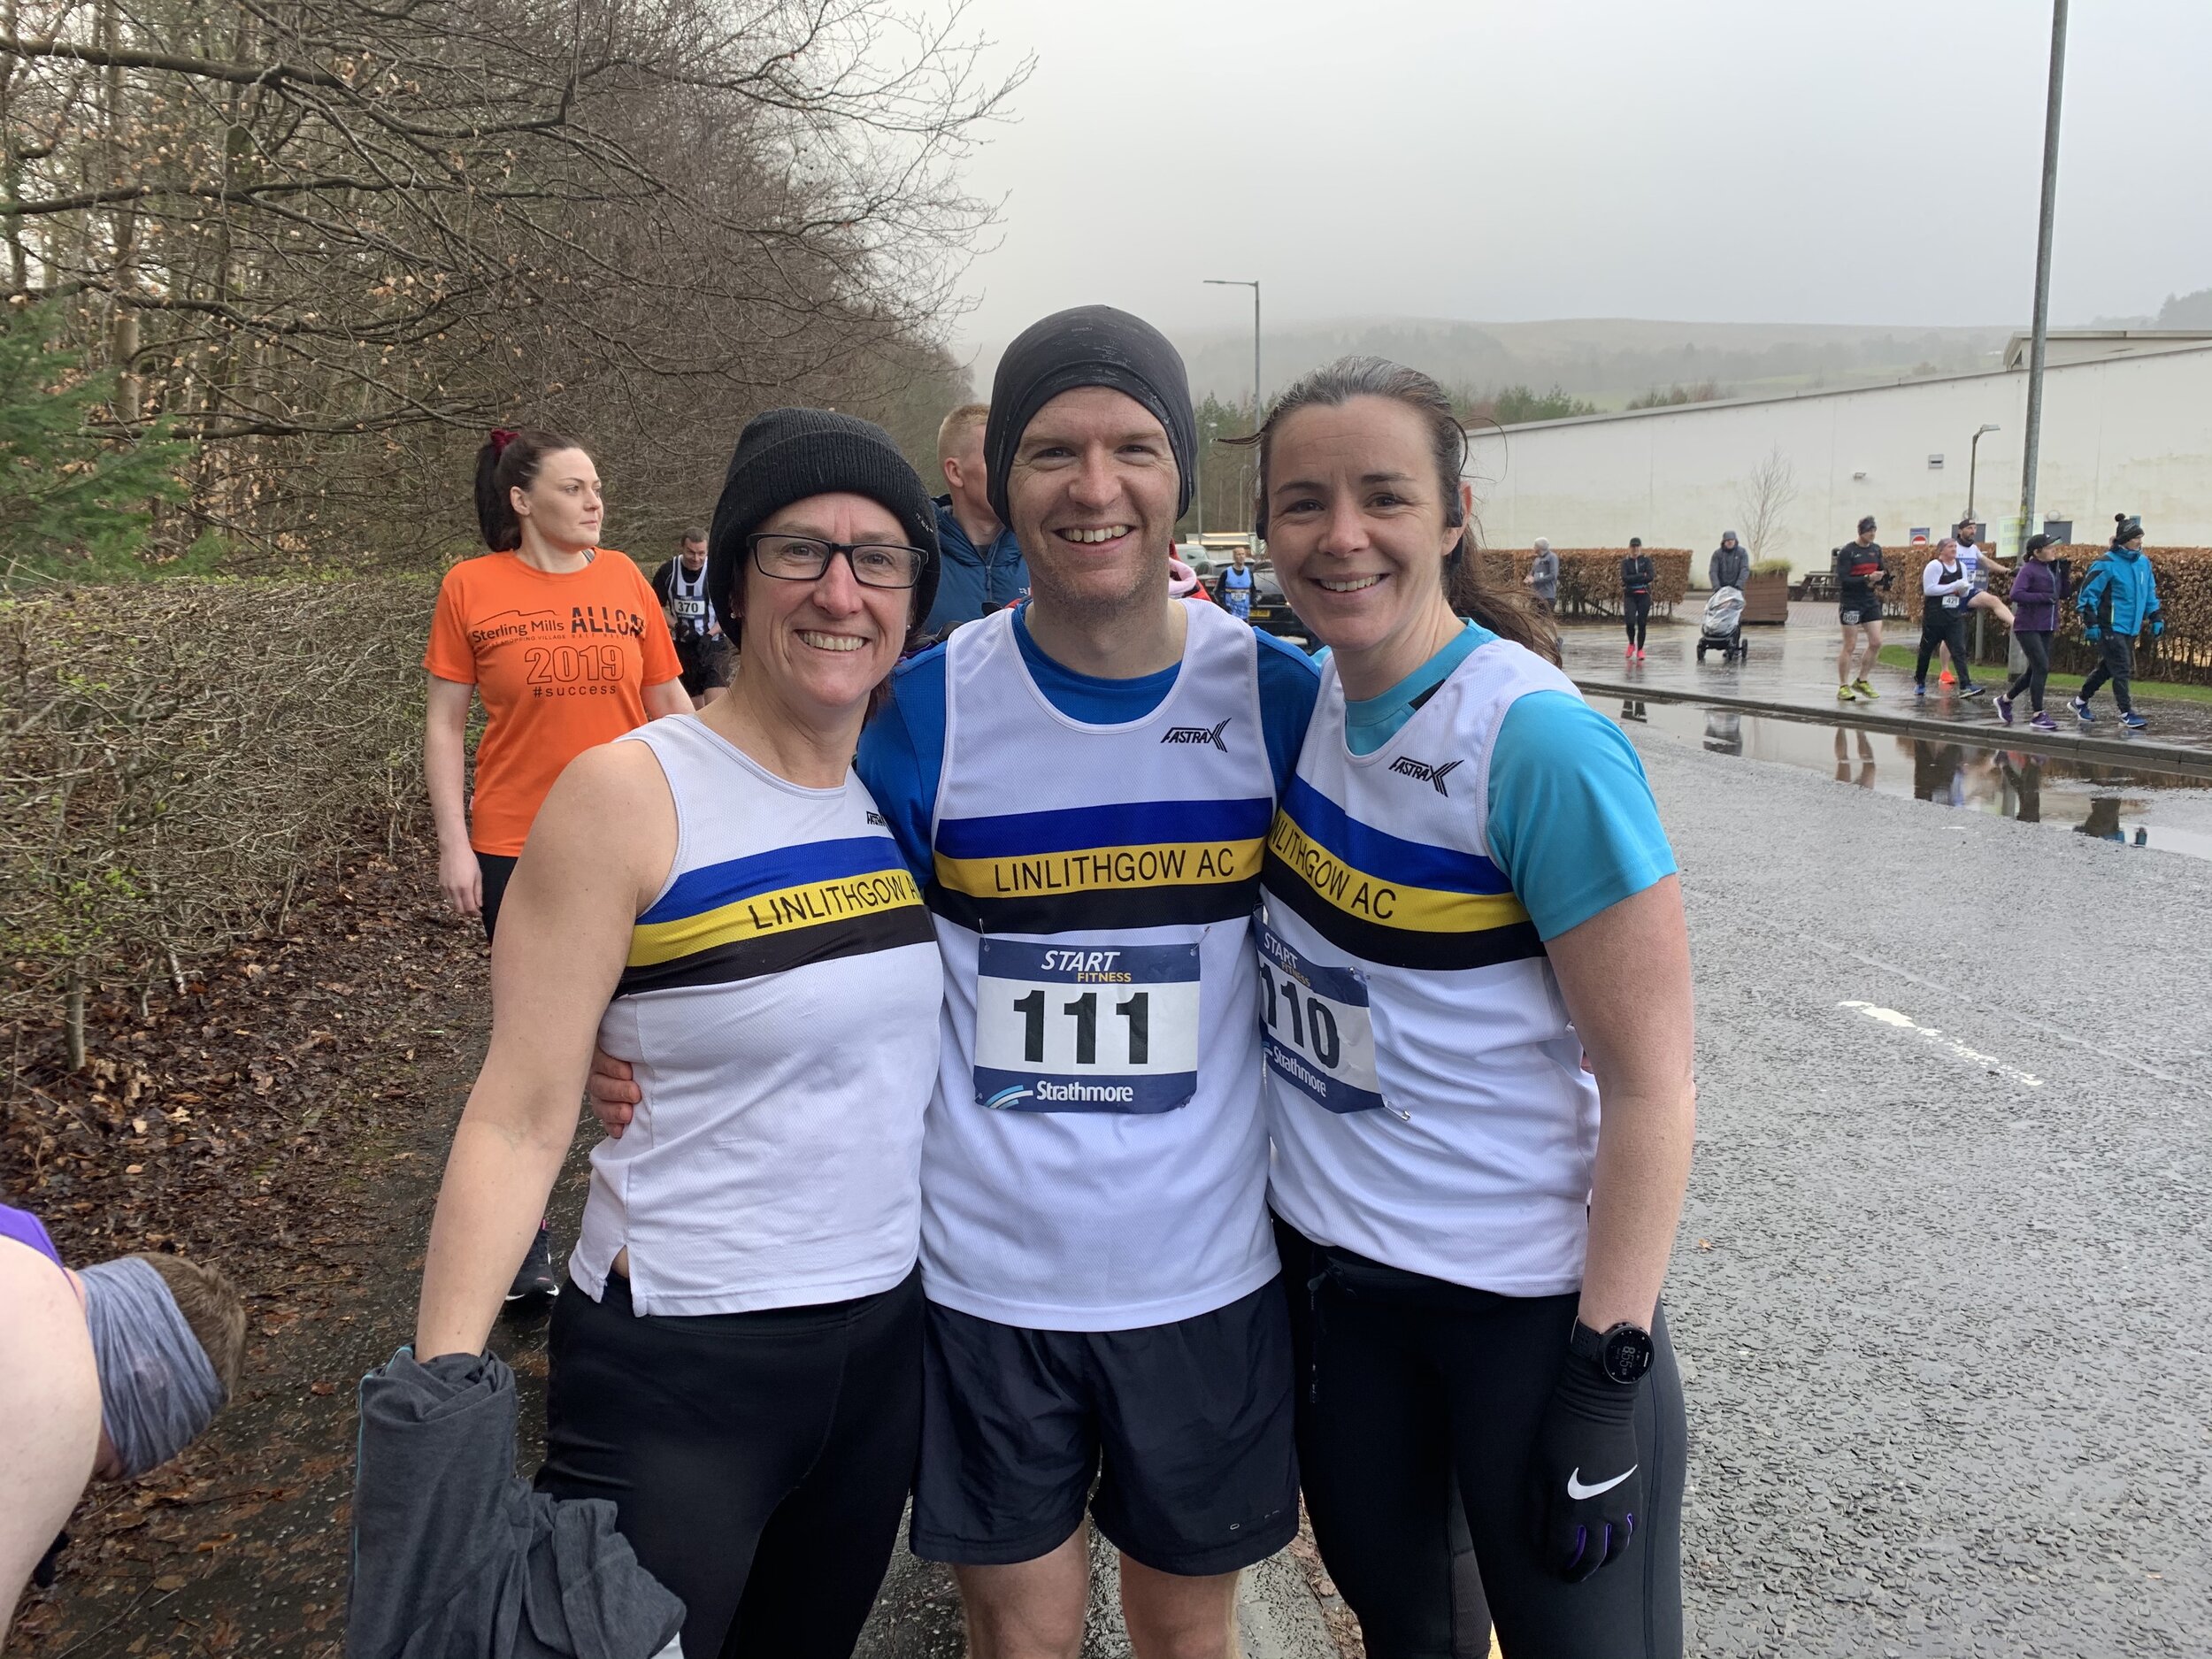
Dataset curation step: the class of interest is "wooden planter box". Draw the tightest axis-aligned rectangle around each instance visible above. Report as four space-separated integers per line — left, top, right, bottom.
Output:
1740 572 1791 624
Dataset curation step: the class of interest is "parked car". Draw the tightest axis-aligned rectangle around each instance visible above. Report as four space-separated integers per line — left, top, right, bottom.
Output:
1235 565 1312 649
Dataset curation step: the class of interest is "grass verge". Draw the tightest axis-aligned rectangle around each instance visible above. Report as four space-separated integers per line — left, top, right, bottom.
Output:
1874 645 2212 707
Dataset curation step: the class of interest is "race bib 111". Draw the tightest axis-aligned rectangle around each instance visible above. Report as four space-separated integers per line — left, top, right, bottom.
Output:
1256 917 1386 1116
974 939 1201 1114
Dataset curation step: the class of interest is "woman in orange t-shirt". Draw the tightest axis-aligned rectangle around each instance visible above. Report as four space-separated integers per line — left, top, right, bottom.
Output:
425 429 687 941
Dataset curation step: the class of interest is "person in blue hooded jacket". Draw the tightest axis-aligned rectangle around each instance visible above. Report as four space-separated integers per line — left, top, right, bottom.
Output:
2070 514 2163 730
923 403 1029 633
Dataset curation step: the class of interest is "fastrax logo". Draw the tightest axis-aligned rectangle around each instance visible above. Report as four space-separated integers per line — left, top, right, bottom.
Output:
1162 718 1232 753
1388 756 1463 796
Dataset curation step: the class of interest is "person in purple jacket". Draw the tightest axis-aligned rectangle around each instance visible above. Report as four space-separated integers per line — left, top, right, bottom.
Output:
1997 534 2063 729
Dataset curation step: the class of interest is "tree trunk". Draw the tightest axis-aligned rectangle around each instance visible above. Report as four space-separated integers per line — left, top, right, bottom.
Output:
65 970 88 1071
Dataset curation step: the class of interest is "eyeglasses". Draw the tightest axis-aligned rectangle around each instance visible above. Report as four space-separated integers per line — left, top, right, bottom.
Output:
749 534 926 590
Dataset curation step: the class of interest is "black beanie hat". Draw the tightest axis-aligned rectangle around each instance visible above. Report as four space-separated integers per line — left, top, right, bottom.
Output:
984 305 1197 525
707 408 941 635
2113 512 2143 544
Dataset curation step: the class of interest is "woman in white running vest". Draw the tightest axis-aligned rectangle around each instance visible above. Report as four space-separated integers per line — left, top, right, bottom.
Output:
410 410 948 1659
1240 358 1696 1658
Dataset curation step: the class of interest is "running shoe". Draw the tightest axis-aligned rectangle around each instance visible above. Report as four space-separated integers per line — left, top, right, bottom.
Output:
1635 648 1647 662
1838 685 1858 702
1912 683 1927 698
2070 695 2093 722
1939 670 1956 686
1995 694 2014 724
1625 645 1636 660
2030 713 2059 732
1960 683 1985 699
1852 680 1881 700
2120 711 2148 730
504 1222 560 1307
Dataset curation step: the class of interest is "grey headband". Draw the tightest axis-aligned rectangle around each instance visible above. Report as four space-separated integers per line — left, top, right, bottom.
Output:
79 1256 226 1479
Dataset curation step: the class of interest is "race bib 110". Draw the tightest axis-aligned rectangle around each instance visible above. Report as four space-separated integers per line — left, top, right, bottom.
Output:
1256 918 1386 1116
974 939 1201 1114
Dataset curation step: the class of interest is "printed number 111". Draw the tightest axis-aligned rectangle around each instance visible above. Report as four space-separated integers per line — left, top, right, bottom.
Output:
1012 990 1149 1065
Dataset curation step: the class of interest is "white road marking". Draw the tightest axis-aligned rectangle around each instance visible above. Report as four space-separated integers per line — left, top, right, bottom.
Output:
1837 1001 2045 1087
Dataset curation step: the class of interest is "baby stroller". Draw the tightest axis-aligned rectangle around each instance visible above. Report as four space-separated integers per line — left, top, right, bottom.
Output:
1694 586 1749 663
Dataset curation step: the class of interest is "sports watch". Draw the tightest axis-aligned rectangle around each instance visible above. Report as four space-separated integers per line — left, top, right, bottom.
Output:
1570 1320 1655 1386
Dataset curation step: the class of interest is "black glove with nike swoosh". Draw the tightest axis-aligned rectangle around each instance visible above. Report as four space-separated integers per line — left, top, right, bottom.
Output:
1529 1325 1647 1582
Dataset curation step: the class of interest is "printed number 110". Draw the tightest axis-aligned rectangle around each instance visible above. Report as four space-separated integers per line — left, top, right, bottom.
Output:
1012 990 1149 1065
1257 964 1340 1068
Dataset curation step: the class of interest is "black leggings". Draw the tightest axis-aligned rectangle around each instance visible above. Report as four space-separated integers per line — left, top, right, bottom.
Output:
1278 1221 1685 1659
1915 609 1973 687
2005 631 2053 712
1623 593 1652 649
539 1266 925 1659
477 851 519 943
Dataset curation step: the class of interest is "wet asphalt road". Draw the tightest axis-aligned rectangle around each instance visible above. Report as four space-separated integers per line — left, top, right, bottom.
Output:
1634 720 2211 1656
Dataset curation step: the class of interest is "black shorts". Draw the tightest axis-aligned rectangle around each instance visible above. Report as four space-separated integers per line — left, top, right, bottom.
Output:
910 1282 1299 1576
675 635 732 696
477 851 519 943
1838 603 1882 629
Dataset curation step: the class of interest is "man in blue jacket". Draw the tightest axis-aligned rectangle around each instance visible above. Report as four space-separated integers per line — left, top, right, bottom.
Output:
2070 514 2163 730
923 403 1029 634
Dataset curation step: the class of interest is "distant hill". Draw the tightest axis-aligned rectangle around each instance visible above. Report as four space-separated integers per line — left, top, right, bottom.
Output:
1164 316 2016 411
2157 286 2212 329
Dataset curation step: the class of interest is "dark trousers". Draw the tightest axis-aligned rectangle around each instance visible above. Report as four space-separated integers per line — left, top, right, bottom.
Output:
2077 633 2136 714
1623 593 1651 649
540 1268 925 1659
477 852 519 943
2005 631 2053 712
1278 1221 1685 1659
1915 608 1973 687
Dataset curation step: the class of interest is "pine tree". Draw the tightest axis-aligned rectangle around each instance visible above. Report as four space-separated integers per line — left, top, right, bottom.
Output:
0 302 191 583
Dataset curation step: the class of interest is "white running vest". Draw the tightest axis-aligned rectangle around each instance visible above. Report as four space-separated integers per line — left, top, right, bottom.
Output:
1260 641 1601 1296
921 603 1280 1330
572 716 942 1316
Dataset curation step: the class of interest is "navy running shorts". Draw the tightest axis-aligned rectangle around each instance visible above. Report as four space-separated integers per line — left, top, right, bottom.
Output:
910 1280 1299 1576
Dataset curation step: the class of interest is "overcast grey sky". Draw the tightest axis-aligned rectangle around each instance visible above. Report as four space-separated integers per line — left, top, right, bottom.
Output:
948 0 2212 362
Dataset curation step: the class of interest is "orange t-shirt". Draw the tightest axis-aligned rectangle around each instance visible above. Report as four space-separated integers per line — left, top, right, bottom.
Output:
423 549 683 856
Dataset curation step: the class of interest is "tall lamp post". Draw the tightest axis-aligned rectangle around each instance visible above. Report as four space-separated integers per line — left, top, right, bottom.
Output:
1203 277 1262 430
1965 423 2001 528
2017 0 2068 556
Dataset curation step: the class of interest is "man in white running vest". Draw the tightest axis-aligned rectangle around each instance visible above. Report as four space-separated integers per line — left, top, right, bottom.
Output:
595 306 1321 1657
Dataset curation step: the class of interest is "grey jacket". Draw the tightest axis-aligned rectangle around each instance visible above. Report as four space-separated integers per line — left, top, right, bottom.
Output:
348 1348 684 1659
1709 543 1751 592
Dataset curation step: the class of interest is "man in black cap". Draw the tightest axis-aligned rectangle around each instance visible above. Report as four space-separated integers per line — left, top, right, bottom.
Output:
865 305 1321 1653
1833 515 1892 701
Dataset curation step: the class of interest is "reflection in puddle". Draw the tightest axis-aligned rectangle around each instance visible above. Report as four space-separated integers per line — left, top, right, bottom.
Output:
1611 700 2212 862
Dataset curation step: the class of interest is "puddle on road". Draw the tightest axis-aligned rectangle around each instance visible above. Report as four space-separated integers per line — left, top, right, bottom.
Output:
1605 698 2212 862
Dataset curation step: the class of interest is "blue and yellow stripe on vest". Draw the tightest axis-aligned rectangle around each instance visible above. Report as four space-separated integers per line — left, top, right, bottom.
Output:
929 796 1272 933
1261 776 1542 972
618 834 932 995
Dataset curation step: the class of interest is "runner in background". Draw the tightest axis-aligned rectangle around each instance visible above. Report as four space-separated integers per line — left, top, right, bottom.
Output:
1998 534 2062 730
652 527 731 708
2071 514 2163 731
1247 357 1693 1657
1218 542 1257 620
924 403 1028 634
1833 517 1891 703
1933 519 2013 687
1913 538 1983 699
425 428 687 1305
1619 539 1654 661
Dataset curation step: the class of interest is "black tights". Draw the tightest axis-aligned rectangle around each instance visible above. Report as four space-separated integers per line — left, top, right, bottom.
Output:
539 1268 924 1659
2005 631 2052 712
1915 612 1973 688
1278 1221 1685 1659
1623 594 1651 650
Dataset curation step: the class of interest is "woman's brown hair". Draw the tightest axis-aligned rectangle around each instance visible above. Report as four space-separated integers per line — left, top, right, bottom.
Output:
1233 356 1559 664
472 427 588 551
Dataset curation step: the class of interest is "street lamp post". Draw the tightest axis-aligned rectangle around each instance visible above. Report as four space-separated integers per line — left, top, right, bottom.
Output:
1203 278 1262 428
2017 0 2068 555
1966 423 2001 528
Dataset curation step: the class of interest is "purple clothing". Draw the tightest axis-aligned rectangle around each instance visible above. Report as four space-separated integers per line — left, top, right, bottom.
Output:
0 1199 65 1271
2010 559 2062 633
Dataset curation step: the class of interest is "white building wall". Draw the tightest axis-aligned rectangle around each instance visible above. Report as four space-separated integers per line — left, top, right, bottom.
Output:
1463 344 2212 577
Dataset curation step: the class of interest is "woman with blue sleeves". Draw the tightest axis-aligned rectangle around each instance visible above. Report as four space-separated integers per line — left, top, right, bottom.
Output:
1239 357 1695 1659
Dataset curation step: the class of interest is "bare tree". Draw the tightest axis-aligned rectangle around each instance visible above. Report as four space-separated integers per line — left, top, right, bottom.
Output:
1734 445 1796 561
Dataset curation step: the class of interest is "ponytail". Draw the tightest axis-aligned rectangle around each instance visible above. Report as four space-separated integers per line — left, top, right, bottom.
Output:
472 427 585 551
1443 532 1560 665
